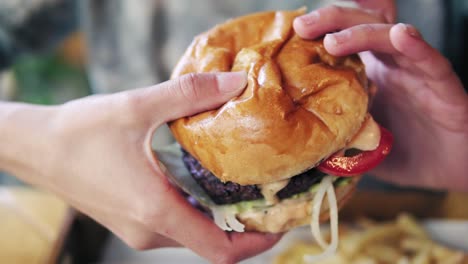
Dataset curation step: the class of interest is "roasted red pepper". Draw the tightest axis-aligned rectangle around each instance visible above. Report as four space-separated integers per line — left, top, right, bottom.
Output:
317 126 393 176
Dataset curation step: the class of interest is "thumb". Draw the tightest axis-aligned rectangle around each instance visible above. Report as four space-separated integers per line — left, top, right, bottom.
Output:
150 72 247 123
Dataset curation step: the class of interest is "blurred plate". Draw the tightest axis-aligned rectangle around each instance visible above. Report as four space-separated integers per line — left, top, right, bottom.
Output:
100 220 468 264
242 220 468 263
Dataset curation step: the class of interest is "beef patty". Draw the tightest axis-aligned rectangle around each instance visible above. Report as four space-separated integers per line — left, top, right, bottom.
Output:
182 150 326 205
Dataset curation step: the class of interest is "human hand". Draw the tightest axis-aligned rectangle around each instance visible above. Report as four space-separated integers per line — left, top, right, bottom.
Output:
293 1 468 191
2 72 280 263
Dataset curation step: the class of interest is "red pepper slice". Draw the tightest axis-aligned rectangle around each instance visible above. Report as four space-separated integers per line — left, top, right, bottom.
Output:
317 125 393 176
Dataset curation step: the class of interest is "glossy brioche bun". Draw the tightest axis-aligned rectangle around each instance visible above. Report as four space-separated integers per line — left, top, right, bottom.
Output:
238 176 359 233
170 9 370 185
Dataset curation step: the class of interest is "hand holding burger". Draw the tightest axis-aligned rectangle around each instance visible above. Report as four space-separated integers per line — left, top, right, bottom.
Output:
0 72 281 263
294 0 468 191
1 1 465 263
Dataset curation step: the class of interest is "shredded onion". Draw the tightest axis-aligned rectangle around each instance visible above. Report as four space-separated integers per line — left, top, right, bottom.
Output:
310 176 329 248
213 207 232 231
226 213 245 232
305 175 339 263
212 206 245 232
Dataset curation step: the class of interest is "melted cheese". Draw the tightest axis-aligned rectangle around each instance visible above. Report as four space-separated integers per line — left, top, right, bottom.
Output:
347 115 381 151
258 179 290 205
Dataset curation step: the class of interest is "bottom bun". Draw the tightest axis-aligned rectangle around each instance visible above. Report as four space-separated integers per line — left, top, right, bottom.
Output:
237 176 359 233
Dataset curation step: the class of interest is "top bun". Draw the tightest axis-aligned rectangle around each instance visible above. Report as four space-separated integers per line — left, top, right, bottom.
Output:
170 9 370 185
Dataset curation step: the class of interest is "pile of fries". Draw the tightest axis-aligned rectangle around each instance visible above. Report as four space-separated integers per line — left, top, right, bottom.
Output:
274 214 468 264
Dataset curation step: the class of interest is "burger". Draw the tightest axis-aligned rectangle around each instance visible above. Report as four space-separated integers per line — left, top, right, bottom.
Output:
167 8 393 253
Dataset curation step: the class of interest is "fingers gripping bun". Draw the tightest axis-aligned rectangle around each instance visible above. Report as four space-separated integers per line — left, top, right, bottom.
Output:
170 9 370 185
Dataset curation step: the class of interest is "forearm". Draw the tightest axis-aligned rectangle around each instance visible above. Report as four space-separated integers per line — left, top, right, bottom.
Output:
0 101 56 185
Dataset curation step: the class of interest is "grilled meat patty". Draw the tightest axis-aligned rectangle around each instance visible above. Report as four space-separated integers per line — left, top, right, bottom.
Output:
182 150 326 205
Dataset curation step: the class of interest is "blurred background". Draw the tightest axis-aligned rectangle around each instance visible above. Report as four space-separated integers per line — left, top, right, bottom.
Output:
0 0 467 263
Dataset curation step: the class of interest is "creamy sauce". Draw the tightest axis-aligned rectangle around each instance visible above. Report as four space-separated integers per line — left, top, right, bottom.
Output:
239 178 355 233
240 195 312 233
258 179 290 205
347 115 381 151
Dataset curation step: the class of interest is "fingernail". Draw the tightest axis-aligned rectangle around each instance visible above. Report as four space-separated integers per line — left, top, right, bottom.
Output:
401 23 422 39
297 11 320 25
216 72 247 94
325 30 349 46
325 33 338 46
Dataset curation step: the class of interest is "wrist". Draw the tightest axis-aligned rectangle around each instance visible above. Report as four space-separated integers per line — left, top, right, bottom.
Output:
0 102 57 185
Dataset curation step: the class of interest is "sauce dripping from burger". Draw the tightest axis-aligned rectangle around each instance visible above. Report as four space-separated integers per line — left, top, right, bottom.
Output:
258 117 390 206
346 115 381 151
258 179 290 205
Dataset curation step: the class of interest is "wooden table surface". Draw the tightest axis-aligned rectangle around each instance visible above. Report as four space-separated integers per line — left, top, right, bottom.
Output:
0 187 73 264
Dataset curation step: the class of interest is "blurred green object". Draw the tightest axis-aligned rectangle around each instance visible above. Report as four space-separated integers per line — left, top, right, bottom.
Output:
1 52 91 185
12 53 90 105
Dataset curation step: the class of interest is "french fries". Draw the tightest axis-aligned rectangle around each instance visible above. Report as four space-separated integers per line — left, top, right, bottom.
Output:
274 214 468 264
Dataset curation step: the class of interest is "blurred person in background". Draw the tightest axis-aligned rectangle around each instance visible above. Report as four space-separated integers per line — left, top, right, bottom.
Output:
0 0 467 263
